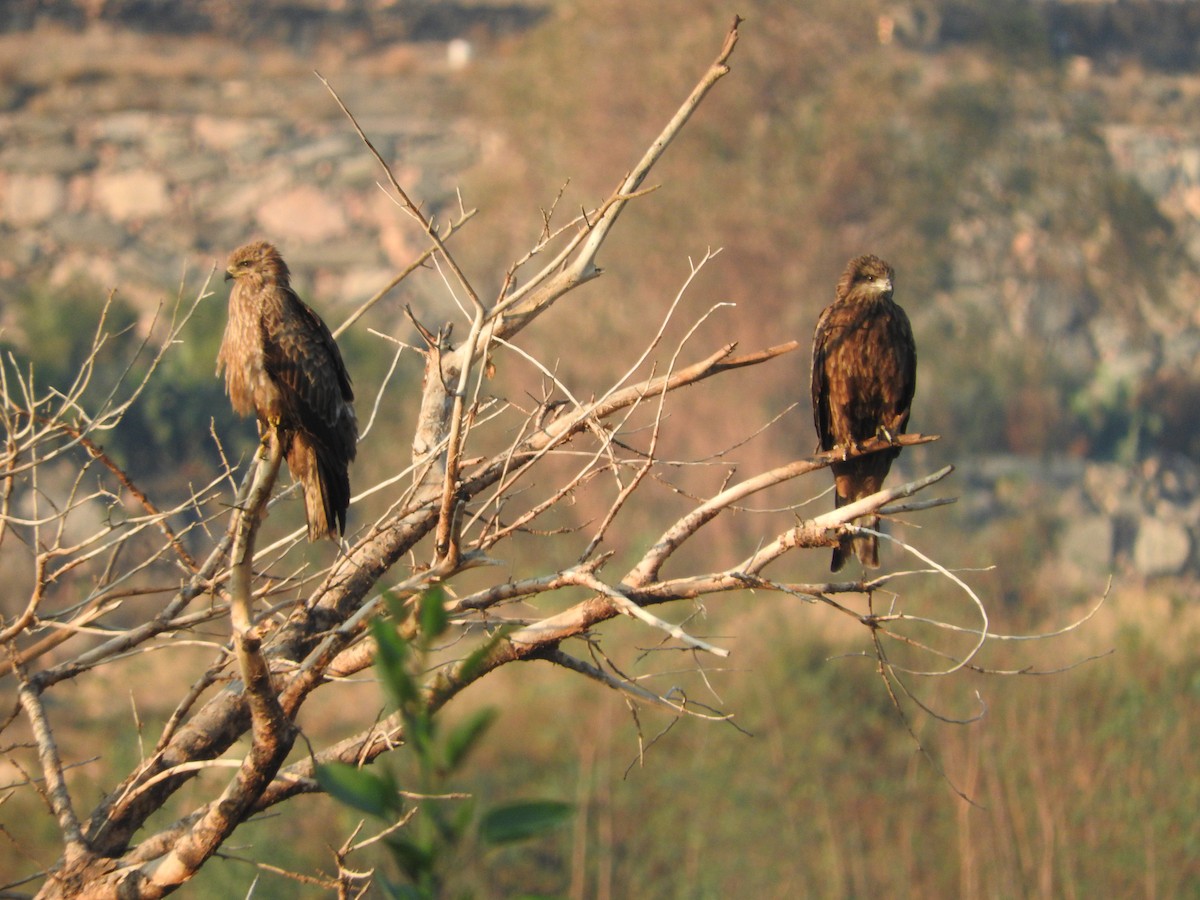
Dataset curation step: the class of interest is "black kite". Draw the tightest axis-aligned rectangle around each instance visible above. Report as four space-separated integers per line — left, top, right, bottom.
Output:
811 254 916 571
219 241 358 541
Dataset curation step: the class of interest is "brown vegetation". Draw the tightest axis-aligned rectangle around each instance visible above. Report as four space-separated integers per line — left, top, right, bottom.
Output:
0 20 1016 896
1 2 1196 896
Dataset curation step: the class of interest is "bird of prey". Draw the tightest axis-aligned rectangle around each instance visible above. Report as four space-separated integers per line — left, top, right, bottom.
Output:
218 241 358 541
811 254 917 571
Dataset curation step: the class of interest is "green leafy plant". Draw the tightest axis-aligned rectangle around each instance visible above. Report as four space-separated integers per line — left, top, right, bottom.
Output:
316 588 572 898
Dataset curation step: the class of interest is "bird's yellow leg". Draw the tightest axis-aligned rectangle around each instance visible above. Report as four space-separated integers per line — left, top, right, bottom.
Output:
256 416 282 457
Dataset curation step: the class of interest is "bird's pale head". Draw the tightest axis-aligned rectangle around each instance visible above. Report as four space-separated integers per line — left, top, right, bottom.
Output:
225 240 291 287
837 254 895 303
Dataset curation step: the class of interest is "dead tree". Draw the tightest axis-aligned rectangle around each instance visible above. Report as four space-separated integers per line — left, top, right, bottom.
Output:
0 19 1068 898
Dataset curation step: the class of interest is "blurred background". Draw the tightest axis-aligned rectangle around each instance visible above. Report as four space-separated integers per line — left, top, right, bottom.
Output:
1 0 1198 895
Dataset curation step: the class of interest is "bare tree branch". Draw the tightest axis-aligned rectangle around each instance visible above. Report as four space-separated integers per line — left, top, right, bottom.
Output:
0 17 1089 897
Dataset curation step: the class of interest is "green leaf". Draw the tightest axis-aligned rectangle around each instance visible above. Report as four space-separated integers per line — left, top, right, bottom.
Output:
450 794 477 838
430 800 463 846
405 707 437 763
478 800 573 846
384 833 435 883
372 616 409 669
443 707 498 774
315 762 400 819
377 875 429 900
382 589 409 622
456 628 509 684
418 586 449 643
372 617 417 707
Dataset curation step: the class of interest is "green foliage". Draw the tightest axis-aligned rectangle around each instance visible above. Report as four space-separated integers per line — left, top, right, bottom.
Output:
466 0 1195 473
943 0 1054 64
433 613 1200 898
3 274 403 494
6 278 140 393
316 588 572 898
134 296 242 470
479 801 574 846
1068 362 1141 462
2 277 241 482
1134 368 1200 459
315 762 403 820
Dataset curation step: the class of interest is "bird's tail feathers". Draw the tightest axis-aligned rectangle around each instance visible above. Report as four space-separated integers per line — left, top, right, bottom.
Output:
288 433 350 542
830 515 881 572
831 470 885 572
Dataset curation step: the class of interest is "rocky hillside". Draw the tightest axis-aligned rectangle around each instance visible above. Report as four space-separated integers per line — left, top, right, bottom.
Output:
0 14 490 323
2 0 1200 584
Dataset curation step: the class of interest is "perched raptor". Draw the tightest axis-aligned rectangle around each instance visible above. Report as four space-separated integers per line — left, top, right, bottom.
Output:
811 254 917 571
218 240 358 541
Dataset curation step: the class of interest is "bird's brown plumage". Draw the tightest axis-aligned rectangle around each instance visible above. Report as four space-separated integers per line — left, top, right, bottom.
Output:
218 241 358 541
811 254 916 571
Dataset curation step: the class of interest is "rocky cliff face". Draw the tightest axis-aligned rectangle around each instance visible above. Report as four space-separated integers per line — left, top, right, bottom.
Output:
961 453 1198 580
0 0 547 45
0 14 486 321
2 1 1200 584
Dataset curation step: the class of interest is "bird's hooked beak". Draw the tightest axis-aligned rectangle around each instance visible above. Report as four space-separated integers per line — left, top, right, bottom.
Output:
224 269 234 282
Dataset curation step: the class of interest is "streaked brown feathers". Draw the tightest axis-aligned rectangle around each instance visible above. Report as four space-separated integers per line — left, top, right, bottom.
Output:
811 254 917 571
218 240 357 541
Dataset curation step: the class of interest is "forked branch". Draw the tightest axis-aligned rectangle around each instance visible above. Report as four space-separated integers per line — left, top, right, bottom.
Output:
0 17 1060 900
